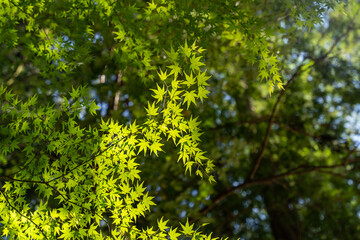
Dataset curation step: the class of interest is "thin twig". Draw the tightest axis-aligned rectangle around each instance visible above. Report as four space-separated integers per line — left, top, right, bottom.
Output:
247 63 303 180
0 189 49 239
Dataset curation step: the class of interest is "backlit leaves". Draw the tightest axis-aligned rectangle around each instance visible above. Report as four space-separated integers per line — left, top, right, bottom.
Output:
183 90 197 109
190 55 205 72
151 84 166 103
145 102 159 116
0 42 216 239
0 0 336 237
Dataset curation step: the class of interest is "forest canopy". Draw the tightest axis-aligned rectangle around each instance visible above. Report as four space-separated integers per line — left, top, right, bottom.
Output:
1 0 360 239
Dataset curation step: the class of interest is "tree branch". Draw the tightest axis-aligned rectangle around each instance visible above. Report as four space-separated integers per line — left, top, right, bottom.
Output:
0 189 49 239
314 7 359 63
247 64 304 180
246 8 360 181
198 153 360 218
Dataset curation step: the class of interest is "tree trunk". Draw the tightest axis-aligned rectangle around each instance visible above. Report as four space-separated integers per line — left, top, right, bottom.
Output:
262 185 301 240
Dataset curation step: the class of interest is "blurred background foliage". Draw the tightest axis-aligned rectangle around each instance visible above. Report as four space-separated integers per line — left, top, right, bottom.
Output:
1 0 360 239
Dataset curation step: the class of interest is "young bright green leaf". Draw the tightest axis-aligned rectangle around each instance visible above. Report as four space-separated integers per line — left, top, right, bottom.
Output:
181 40 192 58
89 101 100 116
197 86 210 102
168 227 181 239
190 55 205 72
69 86 80 99
148 0 157 11
188 116 201 132
183 90 197 109
149 141 164 156
167 63 182 78
197 71 210 86
164 45 179 62
145 102 159 116
184 72 196 87
180 219 195 236
137 139 150 155
157 69 169 81
168 89 182 101
157 217 169 232
151 84 166 103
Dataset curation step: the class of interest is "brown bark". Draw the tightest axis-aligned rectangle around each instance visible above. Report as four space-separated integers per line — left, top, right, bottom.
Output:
262 185 300 240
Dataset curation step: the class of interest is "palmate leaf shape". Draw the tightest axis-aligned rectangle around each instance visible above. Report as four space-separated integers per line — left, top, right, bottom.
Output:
198 86 210 103
147 0 157 11
188 116 201 132
168 227 181 239
180 219 195 235
183 90 197 109
137 139 150 155
151 84 166 103
89 101 101 116
164 45 179 62
157 69 169 81
184 72 196 87
181 40 192 58
190 55 205 72
157 217 169 232
145 102 159 116
197 70 211 86
167 63 182 78
168 88 183 101
149 141 164 156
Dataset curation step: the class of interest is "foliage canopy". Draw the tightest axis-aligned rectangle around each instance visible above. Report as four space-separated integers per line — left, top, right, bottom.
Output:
1 0 360 239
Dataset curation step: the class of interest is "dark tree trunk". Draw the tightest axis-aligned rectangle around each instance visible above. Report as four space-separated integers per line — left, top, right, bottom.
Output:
262 185 301 240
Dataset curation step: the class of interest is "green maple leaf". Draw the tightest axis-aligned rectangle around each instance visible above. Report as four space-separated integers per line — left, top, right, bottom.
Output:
181 40 192 58
167 128 180 143
208 175 216 183
197 86 210 102
196 169 203 178
180 219 194 236
157 217 169 232
268 54 278 65
28 94 38 106
145 102 159 116
188 116 201 131
142 192 156 210
183 90 197 109
69 86 80 99
259 70 269 80
168 227 181 239
146 227 156 235
191 40 198 50
137 139 150 155
3 182 12 192
164 45 179 62
167 63 182 78
149 141 163 156
183 72 196 87
147 0 157 11
190 55 205 72
194 151 207 164
197 71 210 86
157 69 169 81
114 28 126 41
151 84 166 103
5 90 15 101
273 73 281 83
89 101 100 116
168 89 182 101
185 160 195 175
